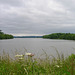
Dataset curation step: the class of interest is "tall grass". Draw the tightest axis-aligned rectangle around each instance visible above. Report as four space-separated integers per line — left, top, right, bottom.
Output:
0 50 75 75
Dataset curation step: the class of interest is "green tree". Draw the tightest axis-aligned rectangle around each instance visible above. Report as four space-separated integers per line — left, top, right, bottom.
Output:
0 30 13 39
43 33 75 40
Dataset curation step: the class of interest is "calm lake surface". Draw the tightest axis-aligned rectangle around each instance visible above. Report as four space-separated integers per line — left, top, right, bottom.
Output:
0 38 75 58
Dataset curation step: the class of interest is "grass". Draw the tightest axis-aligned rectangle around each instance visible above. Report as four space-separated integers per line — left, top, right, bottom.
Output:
0 51 75 75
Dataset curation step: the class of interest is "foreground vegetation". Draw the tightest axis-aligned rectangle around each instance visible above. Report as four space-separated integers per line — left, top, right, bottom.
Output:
0 30 13 39
0 52 75 75
43 33 75 40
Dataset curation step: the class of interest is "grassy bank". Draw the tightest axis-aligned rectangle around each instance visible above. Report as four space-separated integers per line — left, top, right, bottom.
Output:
0 52 75 75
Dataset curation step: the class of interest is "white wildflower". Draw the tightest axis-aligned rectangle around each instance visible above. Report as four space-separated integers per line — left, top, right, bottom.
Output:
15 54 23 57
55 65 60 68
55 65 62 68
25 52 34 57
25 53 32 56
19 57 23 60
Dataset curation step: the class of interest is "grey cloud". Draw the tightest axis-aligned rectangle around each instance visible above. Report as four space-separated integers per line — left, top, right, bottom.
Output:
56 0 75 15
0 0 23 7
0 0 75 35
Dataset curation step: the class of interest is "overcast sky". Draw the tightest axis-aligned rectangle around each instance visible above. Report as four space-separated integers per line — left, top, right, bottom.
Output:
0 0 75 36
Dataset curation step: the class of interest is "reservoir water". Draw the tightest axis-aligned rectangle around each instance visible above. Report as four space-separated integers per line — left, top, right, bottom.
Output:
0 38 75 58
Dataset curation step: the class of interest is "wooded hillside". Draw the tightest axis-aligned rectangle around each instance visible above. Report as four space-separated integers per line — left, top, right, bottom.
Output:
43 33 75 40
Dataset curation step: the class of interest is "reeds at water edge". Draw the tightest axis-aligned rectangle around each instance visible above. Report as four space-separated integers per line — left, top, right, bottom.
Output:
0 49 75 75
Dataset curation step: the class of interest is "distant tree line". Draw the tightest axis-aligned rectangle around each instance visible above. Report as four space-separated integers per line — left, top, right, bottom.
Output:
43 33 75 40
0 30 13 39
14 36 42 38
